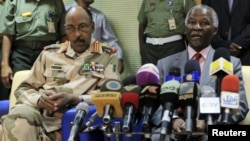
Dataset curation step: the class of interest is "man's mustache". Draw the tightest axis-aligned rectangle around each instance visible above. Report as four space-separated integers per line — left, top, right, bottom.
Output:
74 38 85 44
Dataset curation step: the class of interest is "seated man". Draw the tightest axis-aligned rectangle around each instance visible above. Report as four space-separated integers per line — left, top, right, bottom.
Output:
0 6 120 141
152 4 249 141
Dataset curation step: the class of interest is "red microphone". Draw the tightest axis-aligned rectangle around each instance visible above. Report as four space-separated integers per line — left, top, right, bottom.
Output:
121 85 140 133
220 74 240 124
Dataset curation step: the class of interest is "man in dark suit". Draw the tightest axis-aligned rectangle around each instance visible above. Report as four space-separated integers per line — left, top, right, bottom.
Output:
202 0 250 65
152 4 249 141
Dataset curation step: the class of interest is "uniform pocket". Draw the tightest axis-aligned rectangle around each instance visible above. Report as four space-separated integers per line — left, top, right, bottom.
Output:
15 15 33 34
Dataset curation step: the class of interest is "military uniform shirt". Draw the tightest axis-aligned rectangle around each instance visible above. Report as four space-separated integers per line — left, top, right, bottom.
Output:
0 0 66 41
0 3 4 43
137 0 195 38
14 39 119 132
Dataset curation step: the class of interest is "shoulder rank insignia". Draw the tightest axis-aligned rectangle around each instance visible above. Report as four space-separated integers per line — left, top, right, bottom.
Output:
101 43 117 54
43 44 60 50
90 40 117 54
91 40 103 54
43 41 69 52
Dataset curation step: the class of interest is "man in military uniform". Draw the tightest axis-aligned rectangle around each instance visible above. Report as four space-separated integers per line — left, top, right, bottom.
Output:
67 0 124 74
0 6 120 141
138 0 196 65
0 0 67 89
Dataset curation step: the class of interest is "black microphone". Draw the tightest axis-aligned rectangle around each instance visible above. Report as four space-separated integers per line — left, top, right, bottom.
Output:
160 80 180 141
183 60 200 83
68 102 89 141
136 63 160 139
179 60 200 133
122 74 137 86
165 66 181 82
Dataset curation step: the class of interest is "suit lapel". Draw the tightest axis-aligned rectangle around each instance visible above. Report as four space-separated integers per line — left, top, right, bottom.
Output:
222 0 231 15
173 51 189 76
200 48 215 86
231 0 239 14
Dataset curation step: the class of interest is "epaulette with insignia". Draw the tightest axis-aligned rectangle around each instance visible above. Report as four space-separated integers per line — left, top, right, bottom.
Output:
43 44 61 50
91 40 103 54
43 41 69 52
101 42 117 54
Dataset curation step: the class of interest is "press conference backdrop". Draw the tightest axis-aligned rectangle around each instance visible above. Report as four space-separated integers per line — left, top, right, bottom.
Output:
62 0 200 79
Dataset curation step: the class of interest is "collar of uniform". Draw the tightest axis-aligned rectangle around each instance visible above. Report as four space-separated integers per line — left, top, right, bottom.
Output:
63 41 79 58
64 39 98 58
56 40 69 54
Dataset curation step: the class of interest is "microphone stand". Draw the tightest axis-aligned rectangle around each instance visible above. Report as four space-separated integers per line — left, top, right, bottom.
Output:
114 121 122 141
104 122 113 141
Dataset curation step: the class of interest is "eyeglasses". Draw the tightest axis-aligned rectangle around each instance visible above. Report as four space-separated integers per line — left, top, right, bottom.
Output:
65 23 92 33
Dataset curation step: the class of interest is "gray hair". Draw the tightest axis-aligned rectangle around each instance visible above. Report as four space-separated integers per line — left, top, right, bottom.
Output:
185 4 218 28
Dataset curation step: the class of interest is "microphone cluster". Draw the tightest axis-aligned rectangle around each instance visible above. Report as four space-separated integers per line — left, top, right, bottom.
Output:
68 49 241 140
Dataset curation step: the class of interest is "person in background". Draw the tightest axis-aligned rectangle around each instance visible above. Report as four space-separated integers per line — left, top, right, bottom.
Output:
202 0 250 65
152 4 249 141
67 0 124 73
137 0 196 65
0 0 10 100
0 6 120 141
0 0 67 92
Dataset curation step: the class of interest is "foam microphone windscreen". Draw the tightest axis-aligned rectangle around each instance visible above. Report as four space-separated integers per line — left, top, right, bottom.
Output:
183 60 200 82
184 60 201 74
160 80 180 109
122 75 137 86
213 47 230 61
121 85 141 110
76 102 89 113
121 93 140 110
136 63 159 86
169 66 181 76
165 66 181 82
221 75 240 92
220 74 240 109
100 79 124 92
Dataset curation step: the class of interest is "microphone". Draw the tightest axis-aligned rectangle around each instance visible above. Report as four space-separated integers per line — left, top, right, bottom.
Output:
136 63 159 86
220 74 240 124
92 79 124 124
209 48 233 96
81 111 99 132
136 63 160 138
165 66 181 82
160 80 180 140
199 86 220 126
183 60 200 83
68 102 89 141
121 85 140 133
122 75 137 86
178 60 200 133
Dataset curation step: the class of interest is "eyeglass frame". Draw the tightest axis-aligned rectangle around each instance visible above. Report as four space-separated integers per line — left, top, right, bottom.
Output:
64 22 93 33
